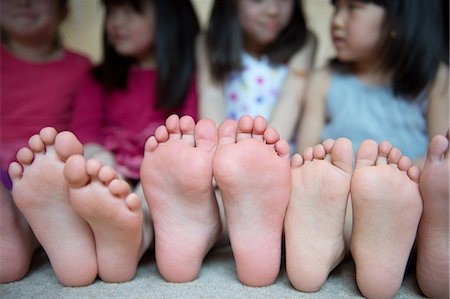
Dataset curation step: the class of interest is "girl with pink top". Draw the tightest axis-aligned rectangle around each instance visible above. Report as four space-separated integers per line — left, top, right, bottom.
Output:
71 0 199 180
6 0 200 287
0 0 91 284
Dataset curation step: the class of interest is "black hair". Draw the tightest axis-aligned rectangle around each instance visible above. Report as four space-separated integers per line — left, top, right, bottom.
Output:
441 0 449 64
93 0 200 110
331 0 443 98
206 0 308 82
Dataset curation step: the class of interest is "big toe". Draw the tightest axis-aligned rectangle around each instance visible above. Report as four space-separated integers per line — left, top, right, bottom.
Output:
218 119 238 145
355 140 378 170
64 155 90 188
195 119 218 152
427 134 449 162
54 131 84 161
332 138 354 174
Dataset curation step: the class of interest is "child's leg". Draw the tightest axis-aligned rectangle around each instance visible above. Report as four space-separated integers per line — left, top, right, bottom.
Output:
0 181 37 283
8 128 97 287
140 114 221 283
64 156 146 283
416 133 449 298
350 140 422 299
213 115 291 287
284 138 353 292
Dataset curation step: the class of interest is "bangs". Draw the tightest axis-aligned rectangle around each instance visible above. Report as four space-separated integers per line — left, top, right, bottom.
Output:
330 0 386 6
102 0 147 12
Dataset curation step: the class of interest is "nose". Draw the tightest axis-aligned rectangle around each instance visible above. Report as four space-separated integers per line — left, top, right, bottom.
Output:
331 5 346 30
265 0 281 16
108 10 127 28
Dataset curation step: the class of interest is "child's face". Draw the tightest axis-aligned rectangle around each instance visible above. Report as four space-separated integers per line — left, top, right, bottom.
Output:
331 0 385 64
0 0 65 43
106 1 155 63
237 0 294 54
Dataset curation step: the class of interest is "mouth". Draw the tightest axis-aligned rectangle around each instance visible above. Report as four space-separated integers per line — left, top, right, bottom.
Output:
332 36 346 48
263 22 280 31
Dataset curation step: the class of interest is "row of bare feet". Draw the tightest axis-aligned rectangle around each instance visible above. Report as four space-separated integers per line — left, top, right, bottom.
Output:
1 115 448 299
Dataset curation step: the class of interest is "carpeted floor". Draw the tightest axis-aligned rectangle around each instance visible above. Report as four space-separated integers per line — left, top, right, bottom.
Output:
0 246 425 298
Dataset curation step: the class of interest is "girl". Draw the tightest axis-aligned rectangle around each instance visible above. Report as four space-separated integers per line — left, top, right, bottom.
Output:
197 0 316 143
295 0 448 297
72 0 199 179
0 0 91 283
67 0 200 283
297 0 448 162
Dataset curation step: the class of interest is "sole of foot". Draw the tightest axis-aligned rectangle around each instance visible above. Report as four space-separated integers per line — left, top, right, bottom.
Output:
9 127 97 287
350 140 422 299
416 132 449 298
285 138 353 292
140 114 221 283
213 115 291 287
65 155 143 283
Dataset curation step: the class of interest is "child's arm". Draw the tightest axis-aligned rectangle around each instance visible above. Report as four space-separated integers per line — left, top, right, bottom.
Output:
269 31 317 141
196 33 226 127
427 62 449 138
295 68 331 154
413 62 449 169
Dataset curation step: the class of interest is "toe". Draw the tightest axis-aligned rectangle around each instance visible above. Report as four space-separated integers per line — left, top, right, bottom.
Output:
426 134 449 162
398 156 412 172
154 125 169 143
263 127 280 146
407 166 421 183
125 193 141 211
16 147 34 166
109 179 130 198
303 147 314 162
252 116 267 141
54 131 84 162
275 139 290 160
291 153 304 168
64 155 90 188
218 119 238 145
144 136 159 154
86 159 102 177
355 140 378 170
313 144 326 160
39 127 58 145
387 147 402 165
237 115 253 141
8 162 23 182
195 119 218 152
376 141 392 165
180 115 196 146
28 134 45 153
332 138 354 174
98 166 117 185
166 114 182 140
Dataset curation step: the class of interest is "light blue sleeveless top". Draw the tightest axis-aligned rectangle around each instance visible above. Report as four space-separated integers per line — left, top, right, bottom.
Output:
321 72 428 160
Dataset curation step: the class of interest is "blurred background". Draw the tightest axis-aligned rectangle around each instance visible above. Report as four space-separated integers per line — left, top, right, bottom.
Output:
60 0 335 67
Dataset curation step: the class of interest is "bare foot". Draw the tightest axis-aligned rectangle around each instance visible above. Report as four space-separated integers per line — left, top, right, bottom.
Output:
285 138 353 292
8 128 97 286
350 140 423 299
65 155 144 283
213 115 291 287
0 183 37 283
140 114 221 283
416 133 449 298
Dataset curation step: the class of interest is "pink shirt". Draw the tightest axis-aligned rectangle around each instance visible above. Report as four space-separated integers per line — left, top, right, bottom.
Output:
71 68 198 179
0 45 91 171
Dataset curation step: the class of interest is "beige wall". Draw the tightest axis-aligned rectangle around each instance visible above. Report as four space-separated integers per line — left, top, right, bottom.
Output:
61 0 335 67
